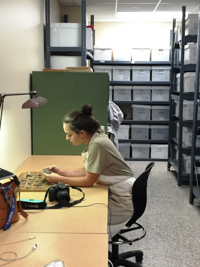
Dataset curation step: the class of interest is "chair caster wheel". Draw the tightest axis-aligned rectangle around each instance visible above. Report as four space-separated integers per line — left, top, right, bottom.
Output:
136 255 143 263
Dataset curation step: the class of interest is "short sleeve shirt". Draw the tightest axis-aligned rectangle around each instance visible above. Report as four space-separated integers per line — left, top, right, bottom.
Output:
83 132 133 177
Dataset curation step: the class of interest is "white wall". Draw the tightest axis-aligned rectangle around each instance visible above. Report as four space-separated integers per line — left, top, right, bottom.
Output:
94 21 172 51
0 0 60 172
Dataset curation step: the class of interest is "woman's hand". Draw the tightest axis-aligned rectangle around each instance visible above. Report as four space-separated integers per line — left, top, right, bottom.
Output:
43 173 61 184
43 165 60 175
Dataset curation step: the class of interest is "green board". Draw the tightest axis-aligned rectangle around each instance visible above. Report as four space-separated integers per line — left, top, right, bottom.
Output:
31 71 109 155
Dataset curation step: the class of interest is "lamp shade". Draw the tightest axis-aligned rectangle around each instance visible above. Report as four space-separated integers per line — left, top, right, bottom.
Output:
22 96 48 108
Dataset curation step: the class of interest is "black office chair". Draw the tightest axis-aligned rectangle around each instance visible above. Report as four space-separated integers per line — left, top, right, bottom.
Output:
109 162 155 267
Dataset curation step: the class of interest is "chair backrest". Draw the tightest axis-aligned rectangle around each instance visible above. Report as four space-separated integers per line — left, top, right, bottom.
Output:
126 162 155 228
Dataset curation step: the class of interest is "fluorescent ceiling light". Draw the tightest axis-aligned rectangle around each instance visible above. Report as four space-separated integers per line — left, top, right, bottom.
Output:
116 12 187 22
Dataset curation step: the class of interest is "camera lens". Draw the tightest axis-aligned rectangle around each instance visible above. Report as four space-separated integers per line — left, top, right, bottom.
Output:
57 190 70 202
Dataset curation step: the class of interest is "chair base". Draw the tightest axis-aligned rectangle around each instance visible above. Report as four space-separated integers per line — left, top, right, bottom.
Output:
109 250 143 267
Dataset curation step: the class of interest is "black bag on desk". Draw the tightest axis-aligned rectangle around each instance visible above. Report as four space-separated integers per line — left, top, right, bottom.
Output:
20 182 85 210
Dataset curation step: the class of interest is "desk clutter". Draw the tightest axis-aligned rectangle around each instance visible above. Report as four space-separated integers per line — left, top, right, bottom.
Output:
18 172 51 192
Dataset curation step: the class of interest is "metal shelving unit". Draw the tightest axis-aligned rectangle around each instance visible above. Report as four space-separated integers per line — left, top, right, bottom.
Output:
190 7 200 204
93 61 171 161
45 0 93 68
168 6 198 185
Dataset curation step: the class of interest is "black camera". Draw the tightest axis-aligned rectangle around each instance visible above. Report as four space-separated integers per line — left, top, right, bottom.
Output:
48 182 70 202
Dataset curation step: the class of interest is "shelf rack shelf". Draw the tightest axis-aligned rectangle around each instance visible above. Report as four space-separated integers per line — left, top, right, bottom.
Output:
168 6 198 186
45 0 92 68
93 60 171 161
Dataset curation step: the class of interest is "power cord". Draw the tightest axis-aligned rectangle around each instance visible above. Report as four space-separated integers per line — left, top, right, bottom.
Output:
0 237 36 246
0 244 37 266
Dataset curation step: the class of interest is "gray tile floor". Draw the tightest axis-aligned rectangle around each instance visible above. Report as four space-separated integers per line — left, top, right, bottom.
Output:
117 161 200 267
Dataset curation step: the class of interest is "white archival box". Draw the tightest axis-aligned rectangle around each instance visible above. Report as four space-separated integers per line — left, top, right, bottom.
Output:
113 49 131 61
183 100 200 120
113 66 131 81
131 125 150 140
151 86 170 101
151 144 168 159
50 23 93 50
132 66 151 81
151 49 170 61
177 14 198 40
131 144 150 159
50 56 81 69
93 65 113 81
132 86 151 101
113 86 132 101
132 105 151 121
119 143 131 158
94 47 112 61
151 125 169 140
152 66 171 81
131 48 151 62
184 43 197 65
117 125 130 139
151 106 169 121
182 127 200 147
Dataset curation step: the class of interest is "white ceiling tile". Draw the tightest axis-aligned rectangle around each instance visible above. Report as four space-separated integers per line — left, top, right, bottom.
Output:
118 0 158 3
117 4 157 12
58 0 200 21
87 4 115 12
156 4 199 12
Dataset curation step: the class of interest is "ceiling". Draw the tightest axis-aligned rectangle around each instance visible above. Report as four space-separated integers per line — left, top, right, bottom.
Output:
58 0 200 22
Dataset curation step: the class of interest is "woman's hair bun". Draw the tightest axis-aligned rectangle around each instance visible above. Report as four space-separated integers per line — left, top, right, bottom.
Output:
81 104 93 116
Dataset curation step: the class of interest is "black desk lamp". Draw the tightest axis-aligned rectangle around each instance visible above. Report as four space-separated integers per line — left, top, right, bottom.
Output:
0 90 47 131
0 90 47 179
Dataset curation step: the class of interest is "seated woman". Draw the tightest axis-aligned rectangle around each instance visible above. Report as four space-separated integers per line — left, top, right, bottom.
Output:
43 104 136 237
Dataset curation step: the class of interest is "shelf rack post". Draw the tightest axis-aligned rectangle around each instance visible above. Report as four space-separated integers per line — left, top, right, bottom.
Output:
45 0 50 68
81 0 87 66
177 6 186 186
190 6 200 204
168 18 176 171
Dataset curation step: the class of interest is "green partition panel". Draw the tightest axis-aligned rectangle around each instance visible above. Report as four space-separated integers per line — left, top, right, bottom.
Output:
31 71 109 155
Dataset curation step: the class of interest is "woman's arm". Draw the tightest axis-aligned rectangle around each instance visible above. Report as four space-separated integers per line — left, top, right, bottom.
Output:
43 165 86 177
43 172 99 187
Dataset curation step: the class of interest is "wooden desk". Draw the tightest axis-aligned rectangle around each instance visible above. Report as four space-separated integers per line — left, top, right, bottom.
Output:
0 156 109 266
15 155 108 206
10 156 108 234
0 232 108 267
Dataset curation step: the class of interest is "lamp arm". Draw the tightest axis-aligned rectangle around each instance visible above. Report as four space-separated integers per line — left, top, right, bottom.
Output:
0 91 37 131
0 91 37 102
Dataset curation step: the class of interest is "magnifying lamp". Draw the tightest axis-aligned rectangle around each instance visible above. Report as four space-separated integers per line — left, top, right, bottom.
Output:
0 90 47 131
